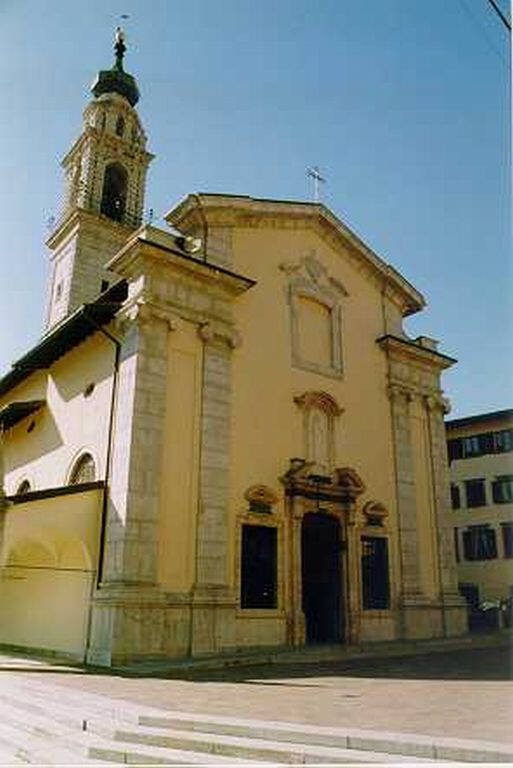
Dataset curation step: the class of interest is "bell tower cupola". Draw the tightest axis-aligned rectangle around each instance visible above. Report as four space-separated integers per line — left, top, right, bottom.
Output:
45 28 154 329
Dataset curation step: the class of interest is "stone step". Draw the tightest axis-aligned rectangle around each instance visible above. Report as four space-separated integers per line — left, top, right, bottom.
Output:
0 688 134 739
89 742 266 766
0 697 125 765
137 711 513 763
2 677 511 765
113 725 440 764
138 713 408 753
0 718 101 765
0 682 279 766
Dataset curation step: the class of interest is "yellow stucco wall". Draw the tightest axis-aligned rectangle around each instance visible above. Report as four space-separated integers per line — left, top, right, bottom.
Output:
228 226 401 603
230 227 396 499
0 488 102 659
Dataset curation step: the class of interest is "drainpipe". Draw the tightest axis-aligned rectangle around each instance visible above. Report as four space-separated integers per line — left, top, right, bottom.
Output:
82 309 121 588
0 426 9 562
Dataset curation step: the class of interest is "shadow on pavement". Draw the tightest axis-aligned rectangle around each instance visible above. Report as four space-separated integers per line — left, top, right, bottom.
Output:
1 641 511 683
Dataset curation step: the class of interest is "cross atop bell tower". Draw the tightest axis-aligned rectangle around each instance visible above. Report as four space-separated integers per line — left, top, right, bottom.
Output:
45 29 154 329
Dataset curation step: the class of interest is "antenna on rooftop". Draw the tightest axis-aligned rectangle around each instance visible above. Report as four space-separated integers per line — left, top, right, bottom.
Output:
307 166 326 203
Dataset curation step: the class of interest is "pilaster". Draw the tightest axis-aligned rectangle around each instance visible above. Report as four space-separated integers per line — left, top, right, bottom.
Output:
189 323 239 655
87 300 172 665
345 504 361 644
87 234 253 664
388 384 424 603
424 395 467 634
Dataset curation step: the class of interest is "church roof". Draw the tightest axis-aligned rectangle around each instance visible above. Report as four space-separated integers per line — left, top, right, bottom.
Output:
91 28 139 107
0 400 45 430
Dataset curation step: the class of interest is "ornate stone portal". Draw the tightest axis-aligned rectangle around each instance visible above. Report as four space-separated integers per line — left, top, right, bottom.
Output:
280 460 365 646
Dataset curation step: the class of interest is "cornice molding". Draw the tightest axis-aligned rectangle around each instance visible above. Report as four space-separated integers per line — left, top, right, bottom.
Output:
378 334 456 371
165 194 425 318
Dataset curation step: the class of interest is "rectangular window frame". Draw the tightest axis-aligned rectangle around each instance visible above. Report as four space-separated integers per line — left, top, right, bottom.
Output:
501 523 513 559
492 476 513 505
493 429 513 454
361 535 390 611
462 525 497 561
464 478 487 508
239 522 279 611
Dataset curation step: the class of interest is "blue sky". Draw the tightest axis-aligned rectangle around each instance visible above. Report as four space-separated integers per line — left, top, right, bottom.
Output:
0 0 510 417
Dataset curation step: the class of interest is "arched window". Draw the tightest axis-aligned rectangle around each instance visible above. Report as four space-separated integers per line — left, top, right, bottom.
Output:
69 453 96 485
115 115 125 137
16 479 31 495
100 162 128 222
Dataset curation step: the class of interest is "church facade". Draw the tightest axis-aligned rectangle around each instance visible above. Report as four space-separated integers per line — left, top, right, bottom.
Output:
0 36 466 665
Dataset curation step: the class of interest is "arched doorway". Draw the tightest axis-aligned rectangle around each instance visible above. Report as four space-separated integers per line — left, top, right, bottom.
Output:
301 512 343 643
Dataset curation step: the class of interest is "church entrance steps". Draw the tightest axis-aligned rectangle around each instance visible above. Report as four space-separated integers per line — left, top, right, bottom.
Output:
104 722 441 764
0 701 108 765
0 670 512 765
127 713 513 763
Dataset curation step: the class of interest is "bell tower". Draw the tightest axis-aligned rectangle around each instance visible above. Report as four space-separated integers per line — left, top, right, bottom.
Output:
45 28 153 329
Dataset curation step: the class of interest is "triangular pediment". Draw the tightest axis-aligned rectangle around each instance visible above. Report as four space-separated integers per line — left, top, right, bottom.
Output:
165 193 425 317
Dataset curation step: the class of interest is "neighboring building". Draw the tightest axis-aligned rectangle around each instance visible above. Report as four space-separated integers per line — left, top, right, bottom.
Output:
446 409 513 619
0 34 466 665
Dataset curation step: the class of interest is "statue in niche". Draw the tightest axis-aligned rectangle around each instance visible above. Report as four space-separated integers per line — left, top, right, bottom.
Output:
309 410 330 474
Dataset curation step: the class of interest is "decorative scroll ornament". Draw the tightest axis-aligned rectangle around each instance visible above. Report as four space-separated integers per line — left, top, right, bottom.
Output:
334 467 366 499
244 484 279 513
294 391 343 417
279 252 349 297
363 500 388 526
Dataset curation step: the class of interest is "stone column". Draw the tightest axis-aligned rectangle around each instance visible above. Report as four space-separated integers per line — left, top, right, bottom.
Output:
388 386 424 605
106 306 169 585
425 396 466 635
189 324 238 655
87 302 171 665
345 505 361 644
289 504 306 646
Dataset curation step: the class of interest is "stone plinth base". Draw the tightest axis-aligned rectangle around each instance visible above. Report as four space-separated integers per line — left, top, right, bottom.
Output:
86 583 239 667
400 594 467 641
85 585 468 667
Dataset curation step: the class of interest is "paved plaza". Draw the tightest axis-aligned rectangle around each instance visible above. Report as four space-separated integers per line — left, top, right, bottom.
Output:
0 633 511 760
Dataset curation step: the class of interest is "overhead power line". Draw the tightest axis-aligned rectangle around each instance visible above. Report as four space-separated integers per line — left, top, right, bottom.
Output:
485 0 511 31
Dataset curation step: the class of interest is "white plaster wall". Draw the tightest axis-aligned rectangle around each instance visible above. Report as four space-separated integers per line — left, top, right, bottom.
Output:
1 332 115 494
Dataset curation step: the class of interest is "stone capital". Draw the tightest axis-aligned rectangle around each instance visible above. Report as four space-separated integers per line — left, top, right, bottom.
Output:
115 295 179 337
197 321 242 349
424 393 451 416
387 383 413 403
